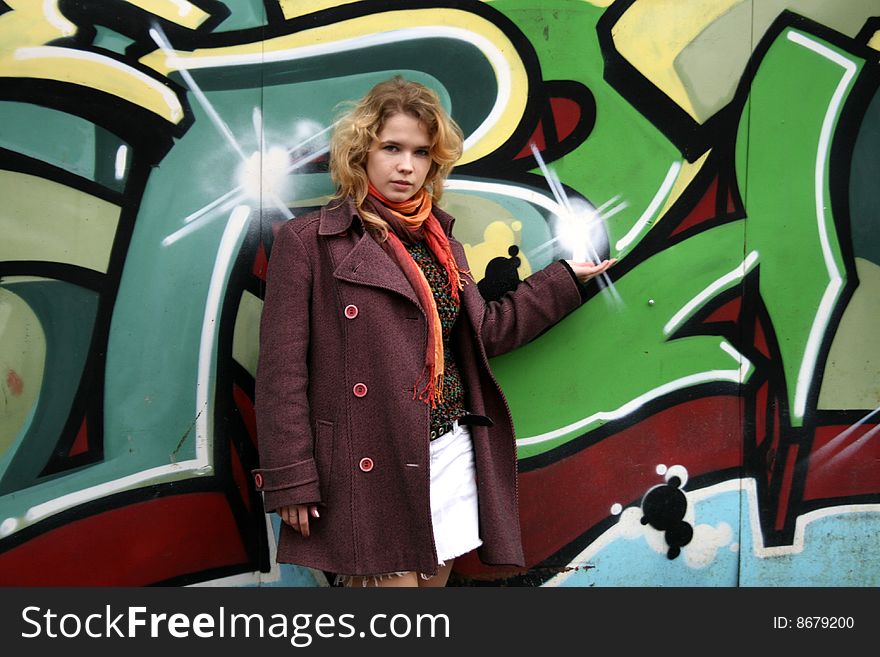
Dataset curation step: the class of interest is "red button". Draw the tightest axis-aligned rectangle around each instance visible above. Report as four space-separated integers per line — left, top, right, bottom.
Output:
344 304 359 319
254 473 264 488
359 457 374 472
352 383 368 398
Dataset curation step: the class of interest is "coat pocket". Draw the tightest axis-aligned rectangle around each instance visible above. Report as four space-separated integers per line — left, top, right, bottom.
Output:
314 419 335 502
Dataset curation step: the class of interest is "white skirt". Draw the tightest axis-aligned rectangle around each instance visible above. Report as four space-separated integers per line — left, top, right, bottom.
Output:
336 421 482 585
429 421 482 564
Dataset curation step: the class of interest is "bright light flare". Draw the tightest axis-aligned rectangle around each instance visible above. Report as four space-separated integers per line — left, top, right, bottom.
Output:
529 143 622 306
550 196 609 263
237 146 291 204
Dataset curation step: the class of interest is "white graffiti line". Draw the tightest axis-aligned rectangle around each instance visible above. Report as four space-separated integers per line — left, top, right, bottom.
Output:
253 106 264 153
157 26 512 156
663 251 759 337
13 46 183 121
196 204 252 458
615 161 682 252
445 177 625 307
786 31 857 421
182 188 242 226
114 145 128 181
21 205 251 528
595 194 621 216
149 26 248 163
810 405 880 467
24 461 208 524
545 478 880 585
446 177 620 305
745 483 880 559
167 0 195 17
827 422 880 466
445 178 567 218
286 144 331 176
284 124 335 167
445 179 619 259
162 191 241 247
42 0 76 36
516 339 752 447
596 198 628 223
530 144 572 214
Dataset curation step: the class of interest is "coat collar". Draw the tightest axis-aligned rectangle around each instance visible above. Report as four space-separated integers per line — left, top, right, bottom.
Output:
322 194 463 314
318 194 456 236
317 197 359 235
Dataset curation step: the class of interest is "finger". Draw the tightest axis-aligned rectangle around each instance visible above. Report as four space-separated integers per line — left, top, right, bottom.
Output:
298 505 310 537
283 507 303 531
310 506 320 519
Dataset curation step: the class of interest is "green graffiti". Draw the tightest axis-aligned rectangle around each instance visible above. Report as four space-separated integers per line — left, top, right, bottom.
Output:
739 29 859 425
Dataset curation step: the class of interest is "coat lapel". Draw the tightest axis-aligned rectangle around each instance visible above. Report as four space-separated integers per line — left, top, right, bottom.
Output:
332 231 422 309
321 198 469 315
319 198 421 307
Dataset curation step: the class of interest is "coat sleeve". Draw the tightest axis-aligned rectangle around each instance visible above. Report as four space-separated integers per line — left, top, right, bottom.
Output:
478 260 584 358
252 222 321 511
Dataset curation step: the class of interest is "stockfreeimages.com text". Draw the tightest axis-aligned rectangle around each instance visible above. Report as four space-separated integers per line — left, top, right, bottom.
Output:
21 605 450 646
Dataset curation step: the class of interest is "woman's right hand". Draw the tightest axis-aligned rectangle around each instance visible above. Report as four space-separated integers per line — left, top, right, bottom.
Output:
565 258 617 283
278 504 320 537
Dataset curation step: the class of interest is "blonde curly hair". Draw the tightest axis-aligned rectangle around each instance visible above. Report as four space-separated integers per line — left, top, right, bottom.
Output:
329 76 464 241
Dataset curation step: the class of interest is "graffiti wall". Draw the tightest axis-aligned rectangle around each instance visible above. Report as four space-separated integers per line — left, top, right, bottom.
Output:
1 0 878 587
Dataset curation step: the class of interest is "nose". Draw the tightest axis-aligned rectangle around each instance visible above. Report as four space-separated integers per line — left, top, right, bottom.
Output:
397 152 413 173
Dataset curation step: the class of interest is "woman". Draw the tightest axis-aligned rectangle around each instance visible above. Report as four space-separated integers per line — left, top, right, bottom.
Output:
253 76 614 587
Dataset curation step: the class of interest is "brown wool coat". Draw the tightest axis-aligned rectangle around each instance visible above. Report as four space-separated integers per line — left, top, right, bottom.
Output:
253 197 582 577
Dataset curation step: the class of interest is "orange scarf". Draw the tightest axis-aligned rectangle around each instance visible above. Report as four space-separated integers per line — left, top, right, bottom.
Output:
365 183 464 406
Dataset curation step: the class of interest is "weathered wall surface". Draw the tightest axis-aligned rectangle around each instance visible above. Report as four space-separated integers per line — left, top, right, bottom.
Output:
1 0 878 586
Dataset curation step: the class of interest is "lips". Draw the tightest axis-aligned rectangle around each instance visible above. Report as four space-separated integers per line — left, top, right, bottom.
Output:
391 180 412 189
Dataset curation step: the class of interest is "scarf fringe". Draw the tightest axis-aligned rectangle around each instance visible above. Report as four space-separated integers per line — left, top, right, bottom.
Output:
413 367 445 408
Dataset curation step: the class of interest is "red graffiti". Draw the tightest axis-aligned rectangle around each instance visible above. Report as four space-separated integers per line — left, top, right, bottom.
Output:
6 369 23 396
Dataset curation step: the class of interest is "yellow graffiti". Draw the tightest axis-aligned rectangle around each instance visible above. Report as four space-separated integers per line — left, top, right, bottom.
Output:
123 0 212 30
0 170 121 274
656 150 711 220
0 283 47 459
818 258 880 410
4 46 185 122
277 0 365 20
139 7 529 165
869 31 880 51
612 0 744 122
233 291 263 378
0 0 76 43
443 191 532 280
0 1 185 123
463 220 531 283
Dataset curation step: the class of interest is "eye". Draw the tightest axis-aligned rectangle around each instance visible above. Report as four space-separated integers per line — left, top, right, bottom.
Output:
382 144 399 152
415 149 430 157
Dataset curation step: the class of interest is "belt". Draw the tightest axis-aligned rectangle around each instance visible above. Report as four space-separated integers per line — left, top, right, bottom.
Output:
430 421 455 441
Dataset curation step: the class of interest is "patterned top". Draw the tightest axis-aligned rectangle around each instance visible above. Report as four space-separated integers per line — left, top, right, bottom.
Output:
405 240 468 437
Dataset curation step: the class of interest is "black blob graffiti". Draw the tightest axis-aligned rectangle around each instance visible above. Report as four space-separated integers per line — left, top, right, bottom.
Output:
477 245 522 302
640 476 694 560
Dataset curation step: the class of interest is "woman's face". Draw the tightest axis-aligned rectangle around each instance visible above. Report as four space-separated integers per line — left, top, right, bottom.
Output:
365 112 432 203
